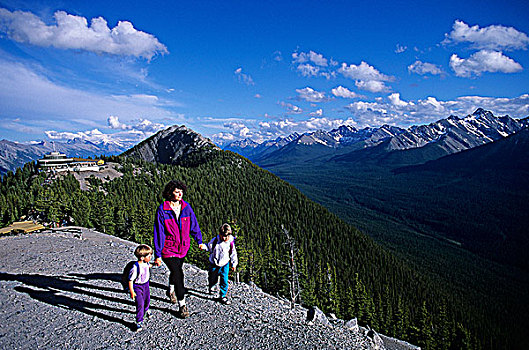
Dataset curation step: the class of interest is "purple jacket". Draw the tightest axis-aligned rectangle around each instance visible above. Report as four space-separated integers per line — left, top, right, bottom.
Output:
153 200 203 259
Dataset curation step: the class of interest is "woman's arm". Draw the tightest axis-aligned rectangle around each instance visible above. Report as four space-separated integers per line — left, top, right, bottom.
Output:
153 206 166 259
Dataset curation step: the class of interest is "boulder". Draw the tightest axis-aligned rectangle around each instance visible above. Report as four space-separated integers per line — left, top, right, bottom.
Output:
345 318 359 332
306 306 331 326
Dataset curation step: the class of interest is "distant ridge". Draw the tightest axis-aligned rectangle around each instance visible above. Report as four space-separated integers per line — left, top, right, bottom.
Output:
225 109 529 164
121 125 220 166
394 126 529 175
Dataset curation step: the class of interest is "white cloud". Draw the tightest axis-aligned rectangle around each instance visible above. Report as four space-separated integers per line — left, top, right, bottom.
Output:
44 120 164 144
292 50 328 66
0 8 168 59
395 44 407 53
273 51 283 62
107 115 165 133
291 50 336 79
354 80 388 93
0 58 182 138
234 67 255 85
257 117 356 136
331 86 363 99
388 93 414 107
296 87 328 102
108 115 127 129
212 132 236 142
338 61 392 82
449 50 523 77
296 63 320 77
443 20 529 51
309 109 323 117
338 61 393 92
408 60 443 75
221 121 254 138
279 101 303 114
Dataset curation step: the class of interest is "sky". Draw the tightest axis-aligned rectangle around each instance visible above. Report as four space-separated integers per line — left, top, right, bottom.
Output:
1 0 529 146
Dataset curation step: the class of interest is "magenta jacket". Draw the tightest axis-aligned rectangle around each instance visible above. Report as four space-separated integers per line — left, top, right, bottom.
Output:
153 200 203 259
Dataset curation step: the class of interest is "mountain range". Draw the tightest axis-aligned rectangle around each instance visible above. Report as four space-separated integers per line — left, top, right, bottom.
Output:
2 116 528 348
225 108 529 164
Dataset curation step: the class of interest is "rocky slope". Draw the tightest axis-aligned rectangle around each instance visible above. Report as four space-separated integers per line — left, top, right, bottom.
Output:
0 228 417 349
121 125 220 165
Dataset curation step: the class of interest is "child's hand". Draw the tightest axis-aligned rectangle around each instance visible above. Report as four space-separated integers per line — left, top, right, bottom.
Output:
130 291 136 300
231 266 236 271
154 258 162 266
199 243 207 251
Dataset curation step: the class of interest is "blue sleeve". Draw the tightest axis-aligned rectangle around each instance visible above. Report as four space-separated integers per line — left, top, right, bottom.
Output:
153 206 165 259
187 204 203 245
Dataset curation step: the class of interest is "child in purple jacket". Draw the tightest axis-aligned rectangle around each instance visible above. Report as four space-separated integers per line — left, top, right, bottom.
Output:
128 244 153 332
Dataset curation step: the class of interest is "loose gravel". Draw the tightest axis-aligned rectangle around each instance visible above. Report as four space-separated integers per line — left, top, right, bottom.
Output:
0 227 375 349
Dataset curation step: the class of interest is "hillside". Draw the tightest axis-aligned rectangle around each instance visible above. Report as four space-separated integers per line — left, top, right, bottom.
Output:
255 128 529 349
1 228 412 349
0 124 512 349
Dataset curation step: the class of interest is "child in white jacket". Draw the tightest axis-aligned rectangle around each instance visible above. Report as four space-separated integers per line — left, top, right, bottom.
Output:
207 223 238 304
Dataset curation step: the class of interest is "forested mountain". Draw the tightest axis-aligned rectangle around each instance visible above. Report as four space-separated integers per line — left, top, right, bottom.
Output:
1 124 524 348
253 126 529 350
0 138 131 176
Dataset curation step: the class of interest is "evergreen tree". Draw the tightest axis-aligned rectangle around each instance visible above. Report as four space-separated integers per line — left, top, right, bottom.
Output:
418 301 434 350
451 323 472 350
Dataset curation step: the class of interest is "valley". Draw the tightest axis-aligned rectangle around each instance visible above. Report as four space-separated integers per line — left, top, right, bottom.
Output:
253 126 529 350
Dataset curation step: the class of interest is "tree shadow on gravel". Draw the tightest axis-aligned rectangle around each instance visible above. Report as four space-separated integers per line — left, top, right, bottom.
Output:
0 272 181 330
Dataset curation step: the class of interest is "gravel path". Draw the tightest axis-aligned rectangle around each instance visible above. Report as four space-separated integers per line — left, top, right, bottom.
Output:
0 228 376 349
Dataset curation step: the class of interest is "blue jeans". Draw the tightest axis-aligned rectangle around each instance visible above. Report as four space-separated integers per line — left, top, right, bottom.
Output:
208 262 229 298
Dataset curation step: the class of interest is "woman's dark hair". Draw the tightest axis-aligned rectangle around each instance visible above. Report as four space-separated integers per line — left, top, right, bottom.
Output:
162 180 187 200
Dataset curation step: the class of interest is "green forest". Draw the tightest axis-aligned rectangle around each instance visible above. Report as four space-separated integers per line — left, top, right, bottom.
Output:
257 139 529 350
0 150 513 349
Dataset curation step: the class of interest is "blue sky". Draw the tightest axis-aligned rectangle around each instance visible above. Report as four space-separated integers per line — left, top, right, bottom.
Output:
1 0 528 145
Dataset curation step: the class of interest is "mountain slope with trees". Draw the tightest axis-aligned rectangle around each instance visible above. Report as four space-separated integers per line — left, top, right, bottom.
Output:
255 127 529 350
0 125 520 349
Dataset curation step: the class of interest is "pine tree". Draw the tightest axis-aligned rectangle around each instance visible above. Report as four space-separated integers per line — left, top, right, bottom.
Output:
352 273 366 321
418 301 434 350
451 323 472 350
435 300 451 350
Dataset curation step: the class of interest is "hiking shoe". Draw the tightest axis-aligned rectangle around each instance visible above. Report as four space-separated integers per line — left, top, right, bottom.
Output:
135 322 143 332
208 285 217 294
219 297 231 305
177 305 190 319
166 290 177 304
